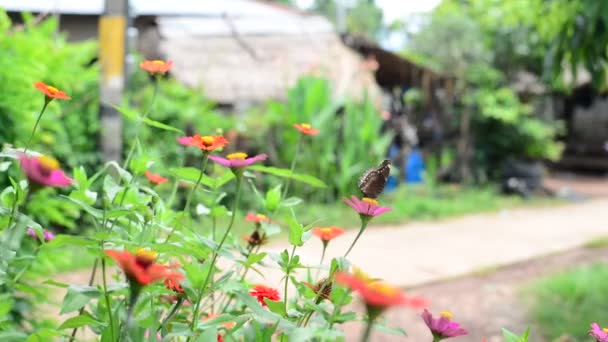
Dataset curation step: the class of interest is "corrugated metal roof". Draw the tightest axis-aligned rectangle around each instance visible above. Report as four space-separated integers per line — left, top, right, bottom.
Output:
0 0 303 17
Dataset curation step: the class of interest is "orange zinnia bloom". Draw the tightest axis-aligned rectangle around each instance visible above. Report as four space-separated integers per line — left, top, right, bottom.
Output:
293 123 319 135
249 285 280 306
139 60 173 75
313 226 345 242
145 171 169 185
245 212 270 223
33 82 71 101
177 135 228 152
105 249 176 285
336 270 428 310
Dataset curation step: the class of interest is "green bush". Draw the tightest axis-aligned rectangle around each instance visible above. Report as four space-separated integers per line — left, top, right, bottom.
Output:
527 263 608 341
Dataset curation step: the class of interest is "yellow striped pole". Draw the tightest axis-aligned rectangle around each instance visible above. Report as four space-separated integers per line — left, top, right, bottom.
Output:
99 0 128 162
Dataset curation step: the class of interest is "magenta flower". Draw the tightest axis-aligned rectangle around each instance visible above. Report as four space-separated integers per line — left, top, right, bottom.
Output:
590 323 608 342
27 227 55 242
209 152 267 169
421 310 468 341
19 155 72 188
344 196 391 217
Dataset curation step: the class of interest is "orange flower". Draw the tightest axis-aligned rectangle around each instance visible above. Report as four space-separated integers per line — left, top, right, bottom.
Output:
177 135 228 152
293 123 319 135
139 60 173 75
145 171 169 185
336 270 428 311
245 212 270 223
313 226 345 242
33 82 71 101
250 285 280 306
105 249 175 285
164 272 184 293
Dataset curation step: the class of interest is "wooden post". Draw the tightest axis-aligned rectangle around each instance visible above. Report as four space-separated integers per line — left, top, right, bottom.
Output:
98 0 128 162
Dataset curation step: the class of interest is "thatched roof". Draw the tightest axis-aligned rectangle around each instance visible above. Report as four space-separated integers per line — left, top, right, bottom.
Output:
148 7 382 106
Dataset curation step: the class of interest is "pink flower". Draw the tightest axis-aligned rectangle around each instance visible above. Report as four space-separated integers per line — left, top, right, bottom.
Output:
26 227 55 242
421 309 468 340
344 196 391 217
209 152 267 169
590 323 608 342
19 155 72 188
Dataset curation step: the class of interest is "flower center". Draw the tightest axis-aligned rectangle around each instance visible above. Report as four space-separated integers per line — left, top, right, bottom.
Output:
603 328 608 333
256 214 267 220
152 60 165 65
37 156 59 172
362 197 379 205
136 248 158 267
367 281 399 296
320 227 333 235
353 266 373 283
300 123 312 129
227 152 248 160
201 136 215 146
440 311 453 319
46 85 59 94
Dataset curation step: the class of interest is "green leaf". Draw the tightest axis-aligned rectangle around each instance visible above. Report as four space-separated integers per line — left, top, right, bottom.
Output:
265 185 282 212
287 218 305 247
243 252 267 267
170 167 234 189
248 165 326 188
502 328 530 342
60 285 102 314
264 298 286 317
141 117 184 133
58 311 104 329
280 197 303 208
373 320 407 336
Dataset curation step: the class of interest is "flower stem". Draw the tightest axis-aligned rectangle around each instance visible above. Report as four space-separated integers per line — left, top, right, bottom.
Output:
283 245 297 312
281 134 301 200
123 78 159 170
23 100 49 154
69 258 98 341
121 286 141 341
101 258 116 342
344 219 369 257
158 297 184 332
164 153 209 243
432 337 442 342
360 318 375 342
316 244 327 279
189 175 243 339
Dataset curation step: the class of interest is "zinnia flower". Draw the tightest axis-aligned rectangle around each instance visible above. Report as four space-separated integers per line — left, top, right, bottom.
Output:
33 82 71 102
303 278 333 301
590 323 608 342
145 171 169 185
336 269 428 320
209 152 267 171
105 248 176 285
164 272 185 294
139 60 173 76
26 227 55 242
293 123 319 135
313 226 345 243
243 230 267 248
177 135 228 152
421 310 468 341
344 196 391 218
245 212 270 224
20 155 72 188
249 285 280 306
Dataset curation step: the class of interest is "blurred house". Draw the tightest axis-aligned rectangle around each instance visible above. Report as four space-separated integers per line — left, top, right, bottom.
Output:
0 0 382 109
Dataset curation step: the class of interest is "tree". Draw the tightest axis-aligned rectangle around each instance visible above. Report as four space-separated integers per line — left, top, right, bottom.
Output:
311 0 384 39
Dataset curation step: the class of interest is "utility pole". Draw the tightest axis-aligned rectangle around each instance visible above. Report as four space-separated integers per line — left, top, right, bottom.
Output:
98 0 128 162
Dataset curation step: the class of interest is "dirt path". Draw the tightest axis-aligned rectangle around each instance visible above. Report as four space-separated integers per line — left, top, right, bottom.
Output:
342 246 608 342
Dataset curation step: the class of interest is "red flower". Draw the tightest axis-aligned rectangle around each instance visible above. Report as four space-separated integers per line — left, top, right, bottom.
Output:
139 60 173 75
336 270 428 311
164 272 184 293
249 285 280 306
177 135 228 152
34 82 71 101
293 123 319 135
105 249 176 285
312 226 345 242
145 171 169 185
245 212 270 223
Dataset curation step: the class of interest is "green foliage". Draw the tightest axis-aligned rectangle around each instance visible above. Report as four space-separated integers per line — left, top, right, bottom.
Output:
311 0 384 38
503 328 531 342
527 263 608 341
251 75 392 200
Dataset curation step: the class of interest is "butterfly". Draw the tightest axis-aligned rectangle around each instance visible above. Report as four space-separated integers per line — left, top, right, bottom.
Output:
358 159 391 199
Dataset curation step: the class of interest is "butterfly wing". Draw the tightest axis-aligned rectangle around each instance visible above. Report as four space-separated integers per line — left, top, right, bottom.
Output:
358 160 391 198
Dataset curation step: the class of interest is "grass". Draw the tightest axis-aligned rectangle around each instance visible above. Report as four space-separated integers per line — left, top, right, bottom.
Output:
526 263 608 341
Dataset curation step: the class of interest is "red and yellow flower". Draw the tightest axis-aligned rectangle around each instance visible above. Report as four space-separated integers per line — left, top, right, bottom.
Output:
34 82 71 101
249 284 280 306
313 226 345 242
177 135 228 152
245 212 270 224
105 248 180 286
139 60 173 75
293 123 319 135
